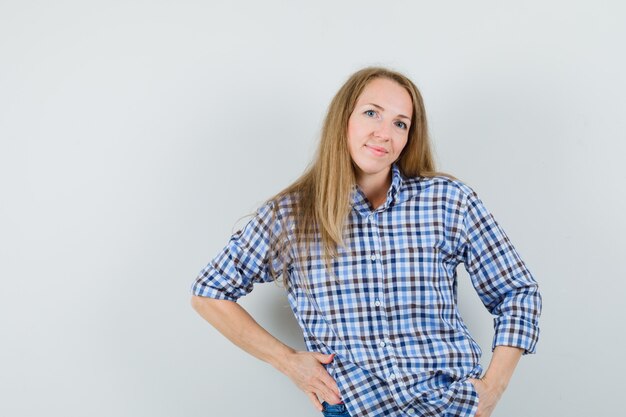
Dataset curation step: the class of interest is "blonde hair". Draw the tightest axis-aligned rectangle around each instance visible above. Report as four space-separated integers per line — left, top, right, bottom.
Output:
259 66 455 294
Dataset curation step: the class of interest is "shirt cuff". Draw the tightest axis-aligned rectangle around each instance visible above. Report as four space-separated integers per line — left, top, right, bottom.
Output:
190 276 241 302
491 315 540 355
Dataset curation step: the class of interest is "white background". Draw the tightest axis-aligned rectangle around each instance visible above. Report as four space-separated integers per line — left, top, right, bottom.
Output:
1 1 624 416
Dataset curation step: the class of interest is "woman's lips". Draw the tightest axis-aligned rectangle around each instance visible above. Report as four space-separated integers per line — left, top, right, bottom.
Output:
365 144 388 156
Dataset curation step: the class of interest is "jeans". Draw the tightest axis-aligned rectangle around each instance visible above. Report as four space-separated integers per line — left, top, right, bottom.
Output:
321 401 351 417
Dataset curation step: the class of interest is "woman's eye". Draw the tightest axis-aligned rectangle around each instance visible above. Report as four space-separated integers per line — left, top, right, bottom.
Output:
395 121 407 129
364 109 377 117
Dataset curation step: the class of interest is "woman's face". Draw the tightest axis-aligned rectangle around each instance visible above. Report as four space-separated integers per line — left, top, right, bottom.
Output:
347 77 413 184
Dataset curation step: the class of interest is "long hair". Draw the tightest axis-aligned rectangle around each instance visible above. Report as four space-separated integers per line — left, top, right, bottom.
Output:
259 66 455 294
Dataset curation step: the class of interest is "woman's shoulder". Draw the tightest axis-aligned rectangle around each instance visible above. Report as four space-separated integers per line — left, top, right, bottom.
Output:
255 189 299 219
402 172 478 201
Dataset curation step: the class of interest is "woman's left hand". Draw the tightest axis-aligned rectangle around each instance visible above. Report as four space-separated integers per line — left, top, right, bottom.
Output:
467 377 504 417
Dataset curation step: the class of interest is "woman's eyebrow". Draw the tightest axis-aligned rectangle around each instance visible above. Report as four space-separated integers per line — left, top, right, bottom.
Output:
364 103 411 121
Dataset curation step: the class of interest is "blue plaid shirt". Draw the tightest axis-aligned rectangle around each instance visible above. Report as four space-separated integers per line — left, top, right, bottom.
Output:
191 163 541 417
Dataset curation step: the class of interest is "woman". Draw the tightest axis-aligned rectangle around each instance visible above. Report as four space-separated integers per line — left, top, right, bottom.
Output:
190 67 542 417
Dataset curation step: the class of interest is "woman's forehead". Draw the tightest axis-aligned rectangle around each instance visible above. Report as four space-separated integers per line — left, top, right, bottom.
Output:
355 78 413 116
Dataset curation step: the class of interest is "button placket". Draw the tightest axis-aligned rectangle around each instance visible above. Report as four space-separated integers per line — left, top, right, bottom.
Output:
376 212 405 400
369 210 398 387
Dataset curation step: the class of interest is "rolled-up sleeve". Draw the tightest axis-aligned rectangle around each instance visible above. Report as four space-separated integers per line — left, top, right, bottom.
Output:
191 201 283 302
459 186 542 354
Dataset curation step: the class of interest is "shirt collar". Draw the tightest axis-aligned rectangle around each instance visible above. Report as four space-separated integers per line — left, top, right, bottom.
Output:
351 162 405 214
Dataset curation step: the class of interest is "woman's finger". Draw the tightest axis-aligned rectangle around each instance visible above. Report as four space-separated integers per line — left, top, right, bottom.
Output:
315 380 341 404
307 391 323 412
309 377 337 405
319 373 341 401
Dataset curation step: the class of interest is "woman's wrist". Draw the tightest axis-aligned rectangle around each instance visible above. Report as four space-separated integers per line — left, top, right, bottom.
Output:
269 346 297 375
480 373 509 395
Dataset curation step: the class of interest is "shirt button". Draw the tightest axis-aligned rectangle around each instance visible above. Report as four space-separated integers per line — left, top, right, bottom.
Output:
379 340 386 348
374 299 382 307
389 373 396 381
370 253 377 261
407 409 416 415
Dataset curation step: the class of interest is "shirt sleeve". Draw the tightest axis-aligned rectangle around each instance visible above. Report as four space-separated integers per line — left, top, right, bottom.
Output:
458 186 542 354
190 200 285 302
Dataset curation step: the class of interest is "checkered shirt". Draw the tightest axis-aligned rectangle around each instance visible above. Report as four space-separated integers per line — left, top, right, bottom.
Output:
191 163 542 417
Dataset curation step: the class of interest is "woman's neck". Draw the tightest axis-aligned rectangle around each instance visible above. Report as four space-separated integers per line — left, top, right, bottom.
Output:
356 168 392 209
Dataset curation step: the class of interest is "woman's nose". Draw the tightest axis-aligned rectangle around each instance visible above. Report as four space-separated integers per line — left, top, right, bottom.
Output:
373 121 392 140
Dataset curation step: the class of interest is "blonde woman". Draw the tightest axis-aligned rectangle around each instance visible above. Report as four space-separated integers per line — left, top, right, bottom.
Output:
190 67 541 417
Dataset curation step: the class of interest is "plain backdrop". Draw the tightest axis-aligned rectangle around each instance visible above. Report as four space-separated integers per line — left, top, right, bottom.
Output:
1 1 625 416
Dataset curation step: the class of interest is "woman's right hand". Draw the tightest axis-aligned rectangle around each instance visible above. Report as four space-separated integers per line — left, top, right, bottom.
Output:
281 351 343 411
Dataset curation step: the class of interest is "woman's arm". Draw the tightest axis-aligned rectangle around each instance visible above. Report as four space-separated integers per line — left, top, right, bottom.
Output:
190 295 342 410
468 345 524 417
